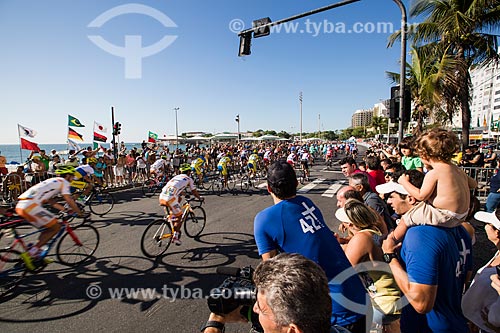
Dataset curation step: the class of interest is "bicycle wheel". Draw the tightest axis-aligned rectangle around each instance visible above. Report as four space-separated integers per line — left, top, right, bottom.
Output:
201 175 212 191
212 178 223 196
140 219 172 258
226 174 236 192
56 225 99 266
0 249 26 297
184 206 206 238
142 178 158 197
88 192 114 216
240 175 250 192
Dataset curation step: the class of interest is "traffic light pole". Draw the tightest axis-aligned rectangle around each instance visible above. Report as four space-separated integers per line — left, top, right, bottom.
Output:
111 106 117 160
393 0 407 144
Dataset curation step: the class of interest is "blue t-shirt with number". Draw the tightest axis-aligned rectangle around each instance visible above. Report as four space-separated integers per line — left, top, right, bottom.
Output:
253 195 368 327
400 225 472 333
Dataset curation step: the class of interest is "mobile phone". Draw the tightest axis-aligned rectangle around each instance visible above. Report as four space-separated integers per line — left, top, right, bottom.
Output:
496 265 500 278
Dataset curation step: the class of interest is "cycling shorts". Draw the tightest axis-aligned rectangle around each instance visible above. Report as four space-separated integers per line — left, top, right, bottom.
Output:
247 163 257 172
301 160 309 169
159 190 182 216
15 201 57 228
217 165 228 176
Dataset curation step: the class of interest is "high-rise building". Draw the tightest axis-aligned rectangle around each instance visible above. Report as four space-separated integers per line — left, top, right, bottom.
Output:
351 109 374 128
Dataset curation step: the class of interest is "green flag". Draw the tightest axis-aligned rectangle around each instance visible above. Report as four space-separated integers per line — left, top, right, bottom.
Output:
68 115 85 127
148 131 158 143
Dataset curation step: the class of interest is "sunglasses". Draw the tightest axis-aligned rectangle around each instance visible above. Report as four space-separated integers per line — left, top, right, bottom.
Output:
384 172 394 177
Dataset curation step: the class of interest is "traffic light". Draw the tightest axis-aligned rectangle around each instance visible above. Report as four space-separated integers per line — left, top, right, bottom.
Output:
238 32 252 57
389 86 411 123
253 17 271 38
113 122 122 135
235 114 240 123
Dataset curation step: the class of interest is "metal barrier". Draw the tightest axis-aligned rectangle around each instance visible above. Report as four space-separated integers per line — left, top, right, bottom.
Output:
461 166 496 202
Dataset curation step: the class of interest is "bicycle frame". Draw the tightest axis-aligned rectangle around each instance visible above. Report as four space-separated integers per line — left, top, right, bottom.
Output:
0 218 77 275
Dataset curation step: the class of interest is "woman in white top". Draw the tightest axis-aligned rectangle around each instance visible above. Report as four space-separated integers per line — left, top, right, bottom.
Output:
462 209 500 332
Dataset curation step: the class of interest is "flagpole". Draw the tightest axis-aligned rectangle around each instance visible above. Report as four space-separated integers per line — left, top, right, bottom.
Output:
17 124 23 163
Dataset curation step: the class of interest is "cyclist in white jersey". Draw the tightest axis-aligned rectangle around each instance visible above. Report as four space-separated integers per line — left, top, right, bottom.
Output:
159 163 203 245
15 166 85 270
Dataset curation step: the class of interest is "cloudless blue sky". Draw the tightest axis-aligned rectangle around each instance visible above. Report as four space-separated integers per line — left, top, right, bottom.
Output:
0 0 412 143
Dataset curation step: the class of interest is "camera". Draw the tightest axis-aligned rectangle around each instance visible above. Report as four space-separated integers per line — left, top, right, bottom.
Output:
207 266 263 333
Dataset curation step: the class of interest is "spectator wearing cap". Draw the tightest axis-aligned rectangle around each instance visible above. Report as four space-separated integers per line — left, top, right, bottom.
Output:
484 146 498 168
399 137 423 172
462 209 500 332
379 172 473 333
254 160 369 332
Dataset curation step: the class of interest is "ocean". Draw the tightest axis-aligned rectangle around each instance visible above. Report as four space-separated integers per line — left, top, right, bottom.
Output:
0 143 189 164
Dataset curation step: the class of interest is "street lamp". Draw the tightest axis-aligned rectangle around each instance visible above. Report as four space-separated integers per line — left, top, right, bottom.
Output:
392 0 407 144
174 107 180 150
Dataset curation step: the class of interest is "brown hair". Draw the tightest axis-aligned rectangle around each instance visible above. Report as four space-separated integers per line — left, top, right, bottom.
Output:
414 128 459 162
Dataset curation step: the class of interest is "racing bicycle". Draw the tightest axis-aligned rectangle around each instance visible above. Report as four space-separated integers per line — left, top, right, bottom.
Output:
140 196 206 258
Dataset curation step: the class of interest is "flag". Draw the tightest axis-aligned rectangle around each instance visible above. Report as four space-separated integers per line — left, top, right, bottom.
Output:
18 124 37 138
483 115 487 127
20 138 40 151
68 127 84 141
68 139 82 151
93 142 107 151
68 115 85 127
93 121 107 142
148 131 158 143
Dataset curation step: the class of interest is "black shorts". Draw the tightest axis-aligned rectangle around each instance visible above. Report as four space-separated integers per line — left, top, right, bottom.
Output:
300 160 309 169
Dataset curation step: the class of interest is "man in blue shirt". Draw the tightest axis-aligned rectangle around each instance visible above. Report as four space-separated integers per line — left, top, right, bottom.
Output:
254 160 368 332
379 174 472 333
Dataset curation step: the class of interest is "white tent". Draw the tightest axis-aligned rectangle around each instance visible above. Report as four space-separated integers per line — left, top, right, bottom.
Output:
258 135 281 141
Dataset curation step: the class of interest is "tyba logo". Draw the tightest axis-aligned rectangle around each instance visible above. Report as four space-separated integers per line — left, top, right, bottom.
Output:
88 3 178 79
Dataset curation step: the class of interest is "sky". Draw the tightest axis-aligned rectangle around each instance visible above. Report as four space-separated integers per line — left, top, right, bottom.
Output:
0 0 412 144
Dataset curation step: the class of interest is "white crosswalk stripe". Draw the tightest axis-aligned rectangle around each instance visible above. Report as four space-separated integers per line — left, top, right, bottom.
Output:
297 178 325 193
321 181 346 198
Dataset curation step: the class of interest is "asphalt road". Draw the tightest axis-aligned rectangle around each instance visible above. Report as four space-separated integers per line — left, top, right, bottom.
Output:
0 156 496 333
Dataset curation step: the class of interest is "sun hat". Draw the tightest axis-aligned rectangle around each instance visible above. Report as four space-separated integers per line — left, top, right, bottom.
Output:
474 210 500 230
375 181 408 195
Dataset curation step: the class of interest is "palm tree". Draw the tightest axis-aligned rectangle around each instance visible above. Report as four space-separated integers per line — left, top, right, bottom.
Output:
386 46 461 136
371 115 387 137
405 0 500 148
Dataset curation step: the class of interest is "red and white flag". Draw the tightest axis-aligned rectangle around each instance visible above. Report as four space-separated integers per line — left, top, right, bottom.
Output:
18 124 37 138
20 138 40 151
93 121 108 142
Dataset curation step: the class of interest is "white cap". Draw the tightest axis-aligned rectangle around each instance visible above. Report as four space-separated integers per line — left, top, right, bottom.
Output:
335 207 350 223
474 211 500 230
375 181 408 195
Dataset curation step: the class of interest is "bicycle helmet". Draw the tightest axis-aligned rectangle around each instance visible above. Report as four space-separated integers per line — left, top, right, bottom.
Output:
87 157 98 164
161 155 167 160
55 165 76 176
179 163 191 173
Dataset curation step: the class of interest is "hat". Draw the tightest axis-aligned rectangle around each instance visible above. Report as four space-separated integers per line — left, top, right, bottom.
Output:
335 208 351 223
474 211 500 230
375 181 408 195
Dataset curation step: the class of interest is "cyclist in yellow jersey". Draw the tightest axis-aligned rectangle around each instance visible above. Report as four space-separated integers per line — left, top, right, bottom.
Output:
159 164 203 245
248 150 260 178
217 155 231 188
15 166 85 270
190 155 206 184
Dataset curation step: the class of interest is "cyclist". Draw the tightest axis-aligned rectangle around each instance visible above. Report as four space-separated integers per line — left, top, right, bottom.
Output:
248 150 260 178
300 149 311 180
190 154 206 185
217 153 231 188
72 157 97 203
263 147 273 168
150 155 169 180
159 163 203 245
15 166 85 270
325 146 334 165
286 147 297 167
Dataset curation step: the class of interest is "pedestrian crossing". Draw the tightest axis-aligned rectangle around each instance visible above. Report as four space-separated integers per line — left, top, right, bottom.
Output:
295 178 347 196
297 178 325 193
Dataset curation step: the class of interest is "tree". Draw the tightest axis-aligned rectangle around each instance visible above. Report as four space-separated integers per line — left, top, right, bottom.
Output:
371 116 387 137
277 131 291 139
404 0 500 148
386 46 461 136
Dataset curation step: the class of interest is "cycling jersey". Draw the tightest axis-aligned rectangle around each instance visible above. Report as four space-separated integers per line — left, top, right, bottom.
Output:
159 174 196 216
248 154 259 172
151 159 168 172
286 153 297 165
263 150 272 160
217 156 231 176
74 165 94 180
191 157 205 175
16 177 72 228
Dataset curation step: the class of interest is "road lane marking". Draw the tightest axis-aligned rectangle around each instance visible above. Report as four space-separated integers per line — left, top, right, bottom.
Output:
297 178 324 193
322 182 345 198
